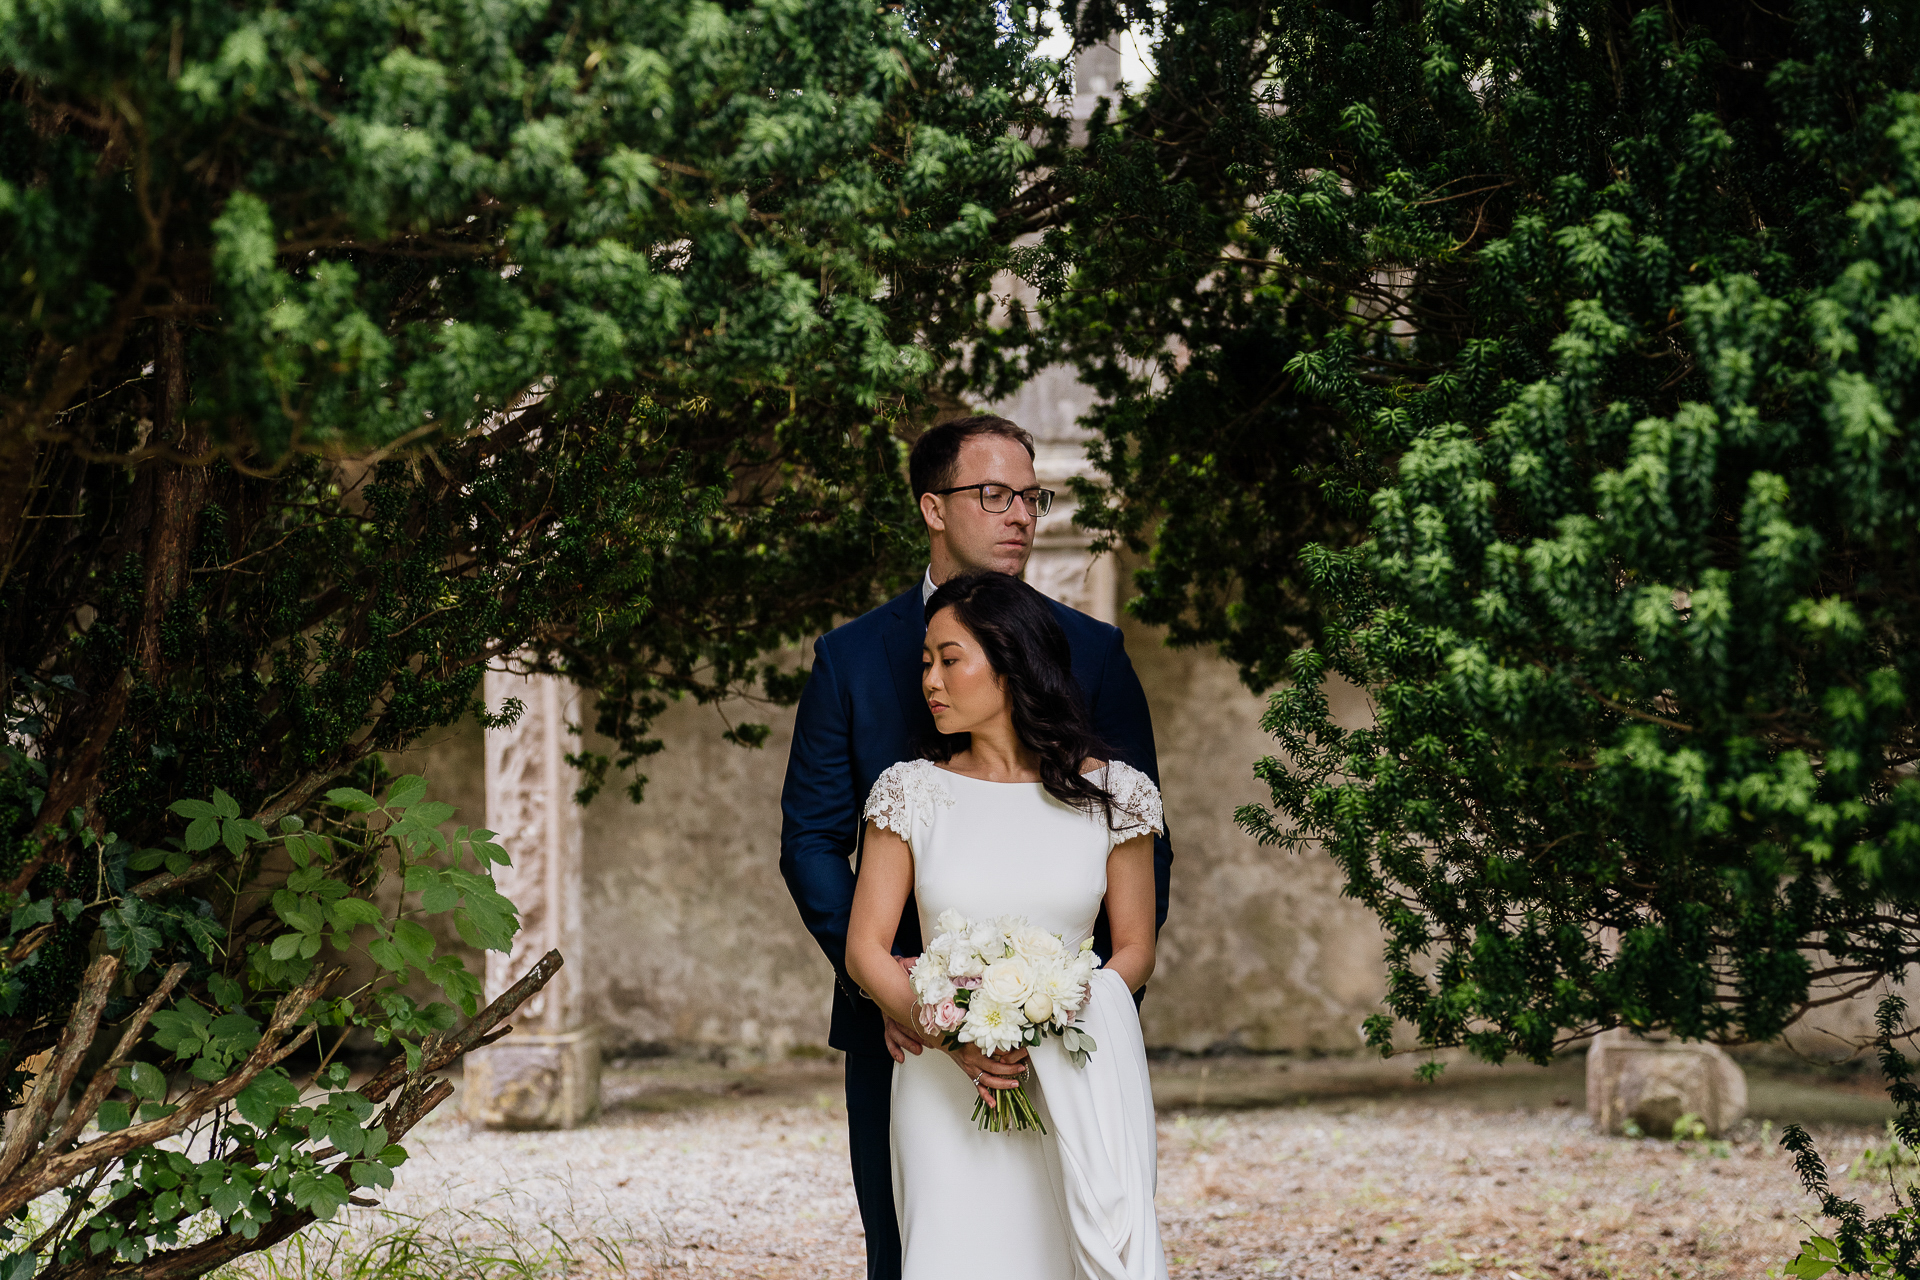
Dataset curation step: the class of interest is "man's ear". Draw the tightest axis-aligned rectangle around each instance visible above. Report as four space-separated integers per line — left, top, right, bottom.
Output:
919 492 946 532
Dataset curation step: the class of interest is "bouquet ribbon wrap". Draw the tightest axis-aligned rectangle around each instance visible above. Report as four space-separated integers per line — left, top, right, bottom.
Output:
1029 967 1168 1280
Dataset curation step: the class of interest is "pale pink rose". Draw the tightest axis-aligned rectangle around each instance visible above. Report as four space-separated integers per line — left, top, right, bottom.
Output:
932 998 964 1031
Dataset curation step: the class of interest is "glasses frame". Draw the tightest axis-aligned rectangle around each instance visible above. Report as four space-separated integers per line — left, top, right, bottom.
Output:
930 483 1055 516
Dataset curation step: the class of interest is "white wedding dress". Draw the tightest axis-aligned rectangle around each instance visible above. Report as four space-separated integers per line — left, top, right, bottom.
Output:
864 759 1169 1280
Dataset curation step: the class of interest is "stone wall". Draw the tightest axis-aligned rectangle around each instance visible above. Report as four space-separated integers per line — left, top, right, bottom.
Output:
398 633 1394 1057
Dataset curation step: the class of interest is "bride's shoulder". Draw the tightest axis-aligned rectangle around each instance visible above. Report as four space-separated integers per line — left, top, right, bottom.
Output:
1098 760 1164 841
863 760 955 838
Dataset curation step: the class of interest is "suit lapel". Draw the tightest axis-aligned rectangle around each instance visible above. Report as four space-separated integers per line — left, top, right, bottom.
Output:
881 584 933 743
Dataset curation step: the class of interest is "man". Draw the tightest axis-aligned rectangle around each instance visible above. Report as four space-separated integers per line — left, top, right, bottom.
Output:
778 415 1173 1280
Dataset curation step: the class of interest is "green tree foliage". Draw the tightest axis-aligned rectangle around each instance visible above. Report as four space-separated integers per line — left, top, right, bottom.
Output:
0 0 1064 1272
1044 0 1918 1268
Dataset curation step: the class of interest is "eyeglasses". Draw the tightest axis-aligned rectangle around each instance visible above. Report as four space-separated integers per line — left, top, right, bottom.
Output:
930 483 1055 516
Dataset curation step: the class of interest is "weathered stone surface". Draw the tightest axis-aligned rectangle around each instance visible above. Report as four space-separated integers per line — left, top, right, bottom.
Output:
1586 1029 1748 1137
461 1029 601 1130
463 666 597 1129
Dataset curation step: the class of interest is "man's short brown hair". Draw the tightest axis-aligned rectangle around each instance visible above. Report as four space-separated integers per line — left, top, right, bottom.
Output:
908 415 1037 500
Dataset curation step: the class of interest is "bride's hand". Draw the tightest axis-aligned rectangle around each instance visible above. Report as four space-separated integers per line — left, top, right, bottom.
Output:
883 955 934 1064
946 1041 1029 1109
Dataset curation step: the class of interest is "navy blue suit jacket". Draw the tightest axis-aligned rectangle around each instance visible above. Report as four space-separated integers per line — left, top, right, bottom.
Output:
779 580 1173 1054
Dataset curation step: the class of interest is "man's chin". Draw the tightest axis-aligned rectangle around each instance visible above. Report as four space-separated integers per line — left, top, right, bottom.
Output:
985 548 1032 576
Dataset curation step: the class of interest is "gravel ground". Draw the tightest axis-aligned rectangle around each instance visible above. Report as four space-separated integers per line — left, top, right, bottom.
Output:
247 1055 1898 1280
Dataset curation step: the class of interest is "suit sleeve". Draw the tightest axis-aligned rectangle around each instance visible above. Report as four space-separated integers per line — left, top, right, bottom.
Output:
1087 627 1174 932
779 635 864 1001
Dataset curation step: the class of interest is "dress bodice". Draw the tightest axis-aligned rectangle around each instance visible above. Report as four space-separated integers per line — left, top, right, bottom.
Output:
864 759 1163 947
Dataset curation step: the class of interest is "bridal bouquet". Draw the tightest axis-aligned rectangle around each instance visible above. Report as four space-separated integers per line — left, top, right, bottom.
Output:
909 910 1100 1133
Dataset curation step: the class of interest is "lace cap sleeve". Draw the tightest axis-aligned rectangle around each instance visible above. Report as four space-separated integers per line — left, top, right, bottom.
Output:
1104 761 1164 846
863 761 953 843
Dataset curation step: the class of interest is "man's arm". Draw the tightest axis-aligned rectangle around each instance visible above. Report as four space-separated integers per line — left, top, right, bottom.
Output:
1088 627 1173 932
778 635 864 999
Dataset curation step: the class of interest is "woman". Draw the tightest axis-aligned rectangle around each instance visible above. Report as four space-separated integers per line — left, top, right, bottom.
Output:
846 572 1168 1280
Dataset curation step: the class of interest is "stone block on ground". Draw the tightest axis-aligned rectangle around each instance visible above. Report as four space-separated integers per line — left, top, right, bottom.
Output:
1586 1027 1747 1137
463 1027 601 1130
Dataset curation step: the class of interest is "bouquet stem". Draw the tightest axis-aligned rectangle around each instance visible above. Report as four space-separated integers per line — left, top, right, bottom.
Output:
972 1082 1047 1134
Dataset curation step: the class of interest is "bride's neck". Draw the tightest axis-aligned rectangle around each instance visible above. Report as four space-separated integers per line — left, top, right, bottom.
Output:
953 718 1039 781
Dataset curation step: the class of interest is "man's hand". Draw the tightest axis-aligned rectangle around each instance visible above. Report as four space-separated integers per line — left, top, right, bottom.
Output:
883 1016 924 1063
946 1041 1029 1108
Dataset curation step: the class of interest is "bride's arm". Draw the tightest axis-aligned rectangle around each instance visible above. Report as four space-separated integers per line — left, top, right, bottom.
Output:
846 821 920 1030
1103 833 1158 992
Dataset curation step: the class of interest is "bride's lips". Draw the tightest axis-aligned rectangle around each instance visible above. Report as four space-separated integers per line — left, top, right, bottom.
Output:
927 700 949 714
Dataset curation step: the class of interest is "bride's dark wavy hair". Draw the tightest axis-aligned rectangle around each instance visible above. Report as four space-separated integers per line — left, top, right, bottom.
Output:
921 572 1119 824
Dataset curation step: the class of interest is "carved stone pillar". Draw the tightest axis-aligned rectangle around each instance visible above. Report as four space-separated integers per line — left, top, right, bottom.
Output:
462 667 600 1129
1024 442 1117 623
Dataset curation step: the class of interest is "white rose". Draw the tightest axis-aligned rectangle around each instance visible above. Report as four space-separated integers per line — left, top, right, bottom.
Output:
915 968 956 1006
980 957 1036 1008
934 909 968 937
967 921 1003 959
947 945 987 979
1023 993 1054 1023
1011 924 1064 962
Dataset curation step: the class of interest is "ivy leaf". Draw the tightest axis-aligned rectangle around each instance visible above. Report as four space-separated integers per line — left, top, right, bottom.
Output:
9 897 52 933
210 789 241 820
168 799 219 821
96 1100 131 1132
